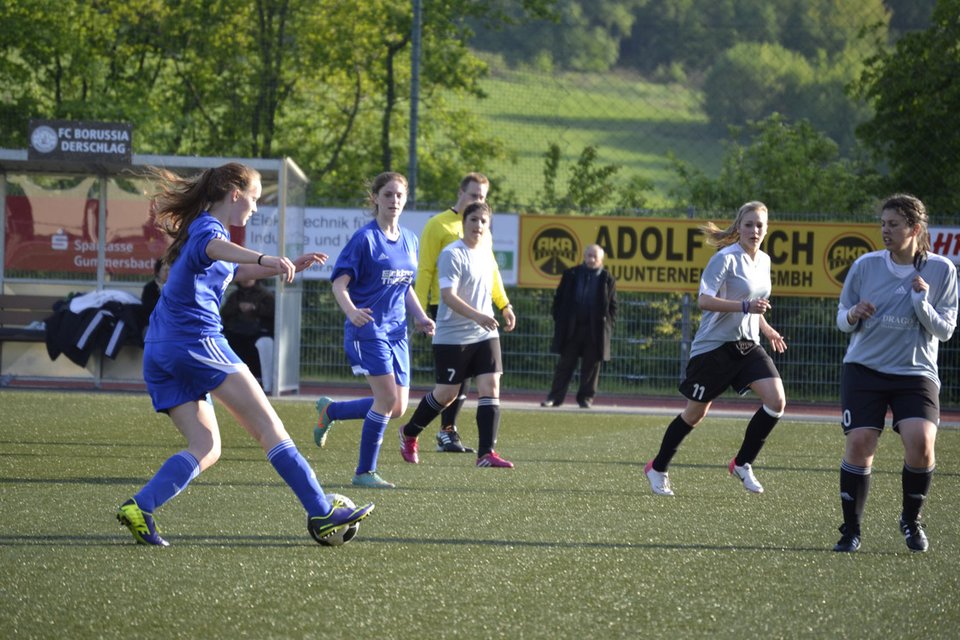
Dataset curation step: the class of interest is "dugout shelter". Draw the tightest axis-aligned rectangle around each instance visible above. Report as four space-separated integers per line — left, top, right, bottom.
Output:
0 148 308 395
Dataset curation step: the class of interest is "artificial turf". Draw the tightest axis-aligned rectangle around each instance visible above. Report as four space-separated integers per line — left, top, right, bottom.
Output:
1 390 957 638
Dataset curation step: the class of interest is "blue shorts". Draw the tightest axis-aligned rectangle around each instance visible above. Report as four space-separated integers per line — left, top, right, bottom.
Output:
344 335 410 387
144 335 248 412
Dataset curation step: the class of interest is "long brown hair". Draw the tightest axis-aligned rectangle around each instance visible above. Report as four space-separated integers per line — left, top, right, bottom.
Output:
700 201 768 248
881 193 930 269
147 163 260 265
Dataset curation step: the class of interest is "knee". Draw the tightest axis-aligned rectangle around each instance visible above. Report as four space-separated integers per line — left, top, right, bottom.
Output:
905 434 937 467
681 406 707 427
432 387 458 406
844 430 877 464
390 398 408 419
764 397 786 416
191 440 221 471
759 387 786 415
477 379 500 398
373 388 399 411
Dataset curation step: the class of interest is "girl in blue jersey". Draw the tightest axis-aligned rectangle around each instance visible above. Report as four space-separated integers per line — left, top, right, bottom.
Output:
833 194 958 553
116 163 372 546
313 172 435 488
644 201 788 497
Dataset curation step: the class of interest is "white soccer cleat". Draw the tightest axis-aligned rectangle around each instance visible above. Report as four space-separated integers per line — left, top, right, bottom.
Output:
729 459 764 493
644 459 674 496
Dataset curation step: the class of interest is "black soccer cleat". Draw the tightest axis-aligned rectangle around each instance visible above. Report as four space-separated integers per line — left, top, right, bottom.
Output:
899 517 929 553
833 524 861 553
436 426 474 453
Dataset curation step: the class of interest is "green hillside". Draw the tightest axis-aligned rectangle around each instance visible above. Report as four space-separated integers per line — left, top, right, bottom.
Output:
457 63 726 210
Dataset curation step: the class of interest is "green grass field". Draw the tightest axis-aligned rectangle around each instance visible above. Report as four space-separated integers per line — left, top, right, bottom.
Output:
2 390 958 639
457 64 725 209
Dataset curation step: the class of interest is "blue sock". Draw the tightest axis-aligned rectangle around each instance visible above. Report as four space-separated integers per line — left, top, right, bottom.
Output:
267 439 331 517
328 397 375 422
134 450 200 512
355 410 390 475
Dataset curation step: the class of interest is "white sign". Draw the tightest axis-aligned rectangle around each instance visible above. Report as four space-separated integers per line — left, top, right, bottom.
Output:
930 227 960 266
246 207 519 285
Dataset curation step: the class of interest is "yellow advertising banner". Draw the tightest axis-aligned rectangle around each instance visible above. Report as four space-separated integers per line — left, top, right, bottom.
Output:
519 215 882 297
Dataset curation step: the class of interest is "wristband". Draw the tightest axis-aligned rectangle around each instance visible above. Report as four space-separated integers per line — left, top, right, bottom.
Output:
257 254 265 266
741 299 750 314
501 303 513 311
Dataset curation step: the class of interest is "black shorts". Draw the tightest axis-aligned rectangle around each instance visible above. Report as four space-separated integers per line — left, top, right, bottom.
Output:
433 338 502 385
679 340 780 403
840 362 940 433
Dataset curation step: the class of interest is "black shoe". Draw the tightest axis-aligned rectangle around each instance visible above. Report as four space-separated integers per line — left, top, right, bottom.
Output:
833 524 861 553
577 399 592 408
540 399 557 407
899 516 929 552
436 426 474 453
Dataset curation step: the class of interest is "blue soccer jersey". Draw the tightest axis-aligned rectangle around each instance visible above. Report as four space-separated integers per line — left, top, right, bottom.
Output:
147 213 236 342
331 219 419 342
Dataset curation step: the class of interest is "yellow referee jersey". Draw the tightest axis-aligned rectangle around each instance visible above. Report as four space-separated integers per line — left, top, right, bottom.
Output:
414 207 509 311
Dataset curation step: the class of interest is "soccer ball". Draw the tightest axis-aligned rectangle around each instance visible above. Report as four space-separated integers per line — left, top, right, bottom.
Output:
314 493 361 547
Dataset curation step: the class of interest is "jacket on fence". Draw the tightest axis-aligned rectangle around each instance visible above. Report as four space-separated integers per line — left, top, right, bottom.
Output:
44 292 143 367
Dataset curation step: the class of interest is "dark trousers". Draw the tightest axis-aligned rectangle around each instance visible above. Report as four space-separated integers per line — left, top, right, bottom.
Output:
547 323 602 405
225 330 262 381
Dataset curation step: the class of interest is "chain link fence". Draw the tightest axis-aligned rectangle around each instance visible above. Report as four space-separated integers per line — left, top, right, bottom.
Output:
301 282 960 407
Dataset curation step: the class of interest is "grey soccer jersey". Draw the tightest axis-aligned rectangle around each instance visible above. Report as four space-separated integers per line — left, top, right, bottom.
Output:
433 239 497 345
837 250 958 386
689 243 772 358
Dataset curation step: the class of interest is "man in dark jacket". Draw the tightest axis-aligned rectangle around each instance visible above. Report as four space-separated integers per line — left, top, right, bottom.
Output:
541 244 617 408
221 279 275 391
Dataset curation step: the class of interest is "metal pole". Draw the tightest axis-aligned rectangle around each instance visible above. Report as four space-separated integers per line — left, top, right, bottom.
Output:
408 0 422 208
679 204 696 380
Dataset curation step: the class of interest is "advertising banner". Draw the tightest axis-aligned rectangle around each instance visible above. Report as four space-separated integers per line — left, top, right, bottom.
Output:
246 208 519 284
518 215 890 297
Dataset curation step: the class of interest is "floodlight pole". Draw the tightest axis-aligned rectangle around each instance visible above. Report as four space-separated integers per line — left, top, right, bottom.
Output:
408 0 422 208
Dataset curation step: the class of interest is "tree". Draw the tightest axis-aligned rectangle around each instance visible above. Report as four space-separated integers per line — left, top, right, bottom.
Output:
670 114 879 215
702 41 871 150
0 0 557 207
622 0 783 76
532 143 652 214
885 0 936 35
855 0 960 213
469 0 645 72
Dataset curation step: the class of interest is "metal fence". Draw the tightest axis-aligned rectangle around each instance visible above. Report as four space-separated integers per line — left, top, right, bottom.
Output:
300 282 960 407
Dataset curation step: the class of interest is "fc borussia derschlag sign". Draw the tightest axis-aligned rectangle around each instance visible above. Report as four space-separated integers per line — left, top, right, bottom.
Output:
28 119 132 165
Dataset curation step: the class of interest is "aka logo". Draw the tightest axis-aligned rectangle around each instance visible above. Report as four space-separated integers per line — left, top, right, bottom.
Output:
530 226 580 277
824 233 876 288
